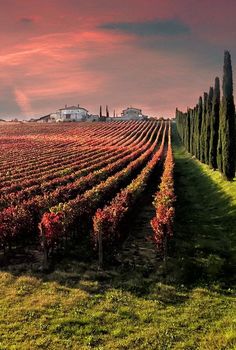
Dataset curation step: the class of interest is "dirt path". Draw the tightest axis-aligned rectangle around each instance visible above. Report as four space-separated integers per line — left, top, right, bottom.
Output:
116 162 164 273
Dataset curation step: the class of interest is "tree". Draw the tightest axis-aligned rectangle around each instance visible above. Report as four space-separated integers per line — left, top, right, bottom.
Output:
106 105 109 118
200 93 208 163
209 77 220 169
196 97 203 160
99 105 102 118
217 51 236 180
185 109 191 152
205 87 214 165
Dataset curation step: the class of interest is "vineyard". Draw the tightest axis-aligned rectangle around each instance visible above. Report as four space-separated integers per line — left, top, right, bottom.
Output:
1 0 236 345
0 121 236 350
0 120 174 267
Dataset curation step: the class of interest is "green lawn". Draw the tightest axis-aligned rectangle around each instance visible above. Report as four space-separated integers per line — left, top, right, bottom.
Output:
0 127 235 350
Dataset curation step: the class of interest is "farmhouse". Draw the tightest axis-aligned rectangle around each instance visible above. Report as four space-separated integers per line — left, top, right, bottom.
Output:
53 105 89 122
36 114 55 123
121 107 143 120
106 107 148 121
35 105 149 123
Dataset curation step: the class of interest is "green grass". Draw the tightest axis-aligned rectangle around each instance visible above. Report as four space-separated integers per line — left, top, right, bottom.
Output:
0 127 236 350
172 125 236 287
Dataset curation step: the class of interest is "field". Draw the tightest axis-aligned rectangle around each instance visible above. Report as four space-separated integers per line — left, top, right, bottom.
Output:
0 120 168 264
0 121 235 349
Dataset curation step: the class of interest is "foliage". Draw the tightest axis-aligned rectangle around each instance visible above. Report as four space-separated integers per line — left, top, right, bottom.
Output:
150 124 175 258
217 51 236 180
0 121 160 254
176 50 235 181
92 124 167 261
209 77 220 170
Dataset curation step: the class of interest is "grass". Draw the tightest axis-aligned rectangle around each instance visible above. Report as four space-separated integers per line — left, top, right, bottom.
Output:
0 126 236 350
172 125 236 287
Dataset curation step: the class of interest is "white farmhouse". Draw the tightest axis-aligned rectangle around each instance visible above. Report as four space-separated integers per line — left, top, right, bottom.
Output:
52 105 89 122
121 107 144 120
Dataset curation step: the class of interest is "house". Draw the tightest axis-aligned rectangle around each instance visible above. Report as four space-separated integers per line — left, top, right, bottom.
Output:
106 107 147 121
121 107 144 120
34 105 150 123
53 105 89 122
35 114 55 123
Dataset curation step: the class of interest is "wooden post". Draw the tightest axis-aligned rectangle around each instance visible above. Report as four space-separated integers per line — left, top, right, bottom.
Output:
38 223 49 270
163 228 168 271
98 230 103 269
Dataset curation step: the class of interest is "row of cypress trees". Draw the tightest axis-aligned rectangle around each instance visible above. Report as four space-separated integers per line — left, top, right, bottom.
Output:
176 51 235 181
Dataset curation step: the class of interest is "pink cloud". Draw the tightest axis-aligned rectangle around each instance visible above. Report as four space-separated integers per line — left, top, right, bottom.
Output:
0 0 235 119
14 88 33 116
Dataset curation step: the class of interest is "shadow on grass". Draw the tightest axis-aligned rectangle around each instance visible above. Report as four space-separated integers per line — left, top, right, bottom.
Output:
170 125 236 288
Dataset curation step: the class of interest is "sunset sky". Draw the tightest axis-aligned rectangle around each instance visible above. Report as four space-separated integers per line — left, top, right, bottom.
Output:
0 0 236 119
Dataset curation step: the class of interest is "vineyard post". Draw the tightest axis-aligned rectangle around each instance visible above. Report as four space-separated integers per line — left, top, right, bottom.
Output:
98 229 103 269
163 228 168 265
38 223 49 270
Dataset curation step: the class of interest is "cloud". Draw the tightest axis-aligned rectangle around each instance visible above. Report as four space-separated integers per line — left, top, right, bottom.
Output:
99 19 190 36
20 17 35 25
139 35 223 69
0 0 235 119
14 88 33 116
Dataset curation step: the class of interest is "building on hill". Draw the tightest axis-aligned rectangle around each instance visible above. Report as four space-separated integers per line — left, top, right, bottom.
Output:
34 105 90 123
106 107 148 121
35 114 55 123
34 105 150 123
121 107 143 120
54 105 89 122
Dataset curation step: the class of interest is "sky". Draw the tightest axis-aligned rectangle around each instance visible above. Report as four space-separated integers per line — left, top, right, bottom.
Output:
0 0 236 120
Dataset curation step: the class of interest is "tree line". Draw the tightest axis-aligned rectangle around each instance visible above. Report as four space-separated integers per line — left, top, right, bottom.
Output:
176 51 235 181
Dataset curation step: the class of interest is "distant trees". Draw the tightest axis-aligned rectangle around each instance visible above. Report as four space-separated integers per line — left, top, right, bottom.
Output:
200 92 208 163
99 105 110 120
209 77 220 170
176 51 236 181
106 105 109 118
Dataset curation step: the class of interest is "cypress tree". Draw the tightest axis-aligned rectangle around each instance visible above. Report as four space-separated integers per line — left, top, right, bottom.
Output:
99 105 102 118
196 97 203 160
191 107 196 156
209 77 220 169
106 105 109 118
191 106 197 156
189 109 194 154
186 109 191 152
217 51 236 180
200 93 208 163
193 105 199 157
205 87 214 164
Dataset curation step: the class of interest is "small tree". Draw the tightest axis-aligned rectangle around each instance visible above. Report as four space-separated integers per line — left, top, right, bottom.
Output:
209 77 220 169
200 93 208 163
106 105 109 118
217 51 236 180
196 97 203 160
205 87 214 165
99 105 102 118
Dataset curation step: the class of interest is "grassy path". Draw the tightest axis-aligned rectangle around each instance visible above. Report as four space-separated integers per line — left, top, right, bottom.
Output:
0 125 235 349
172 124 236 287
